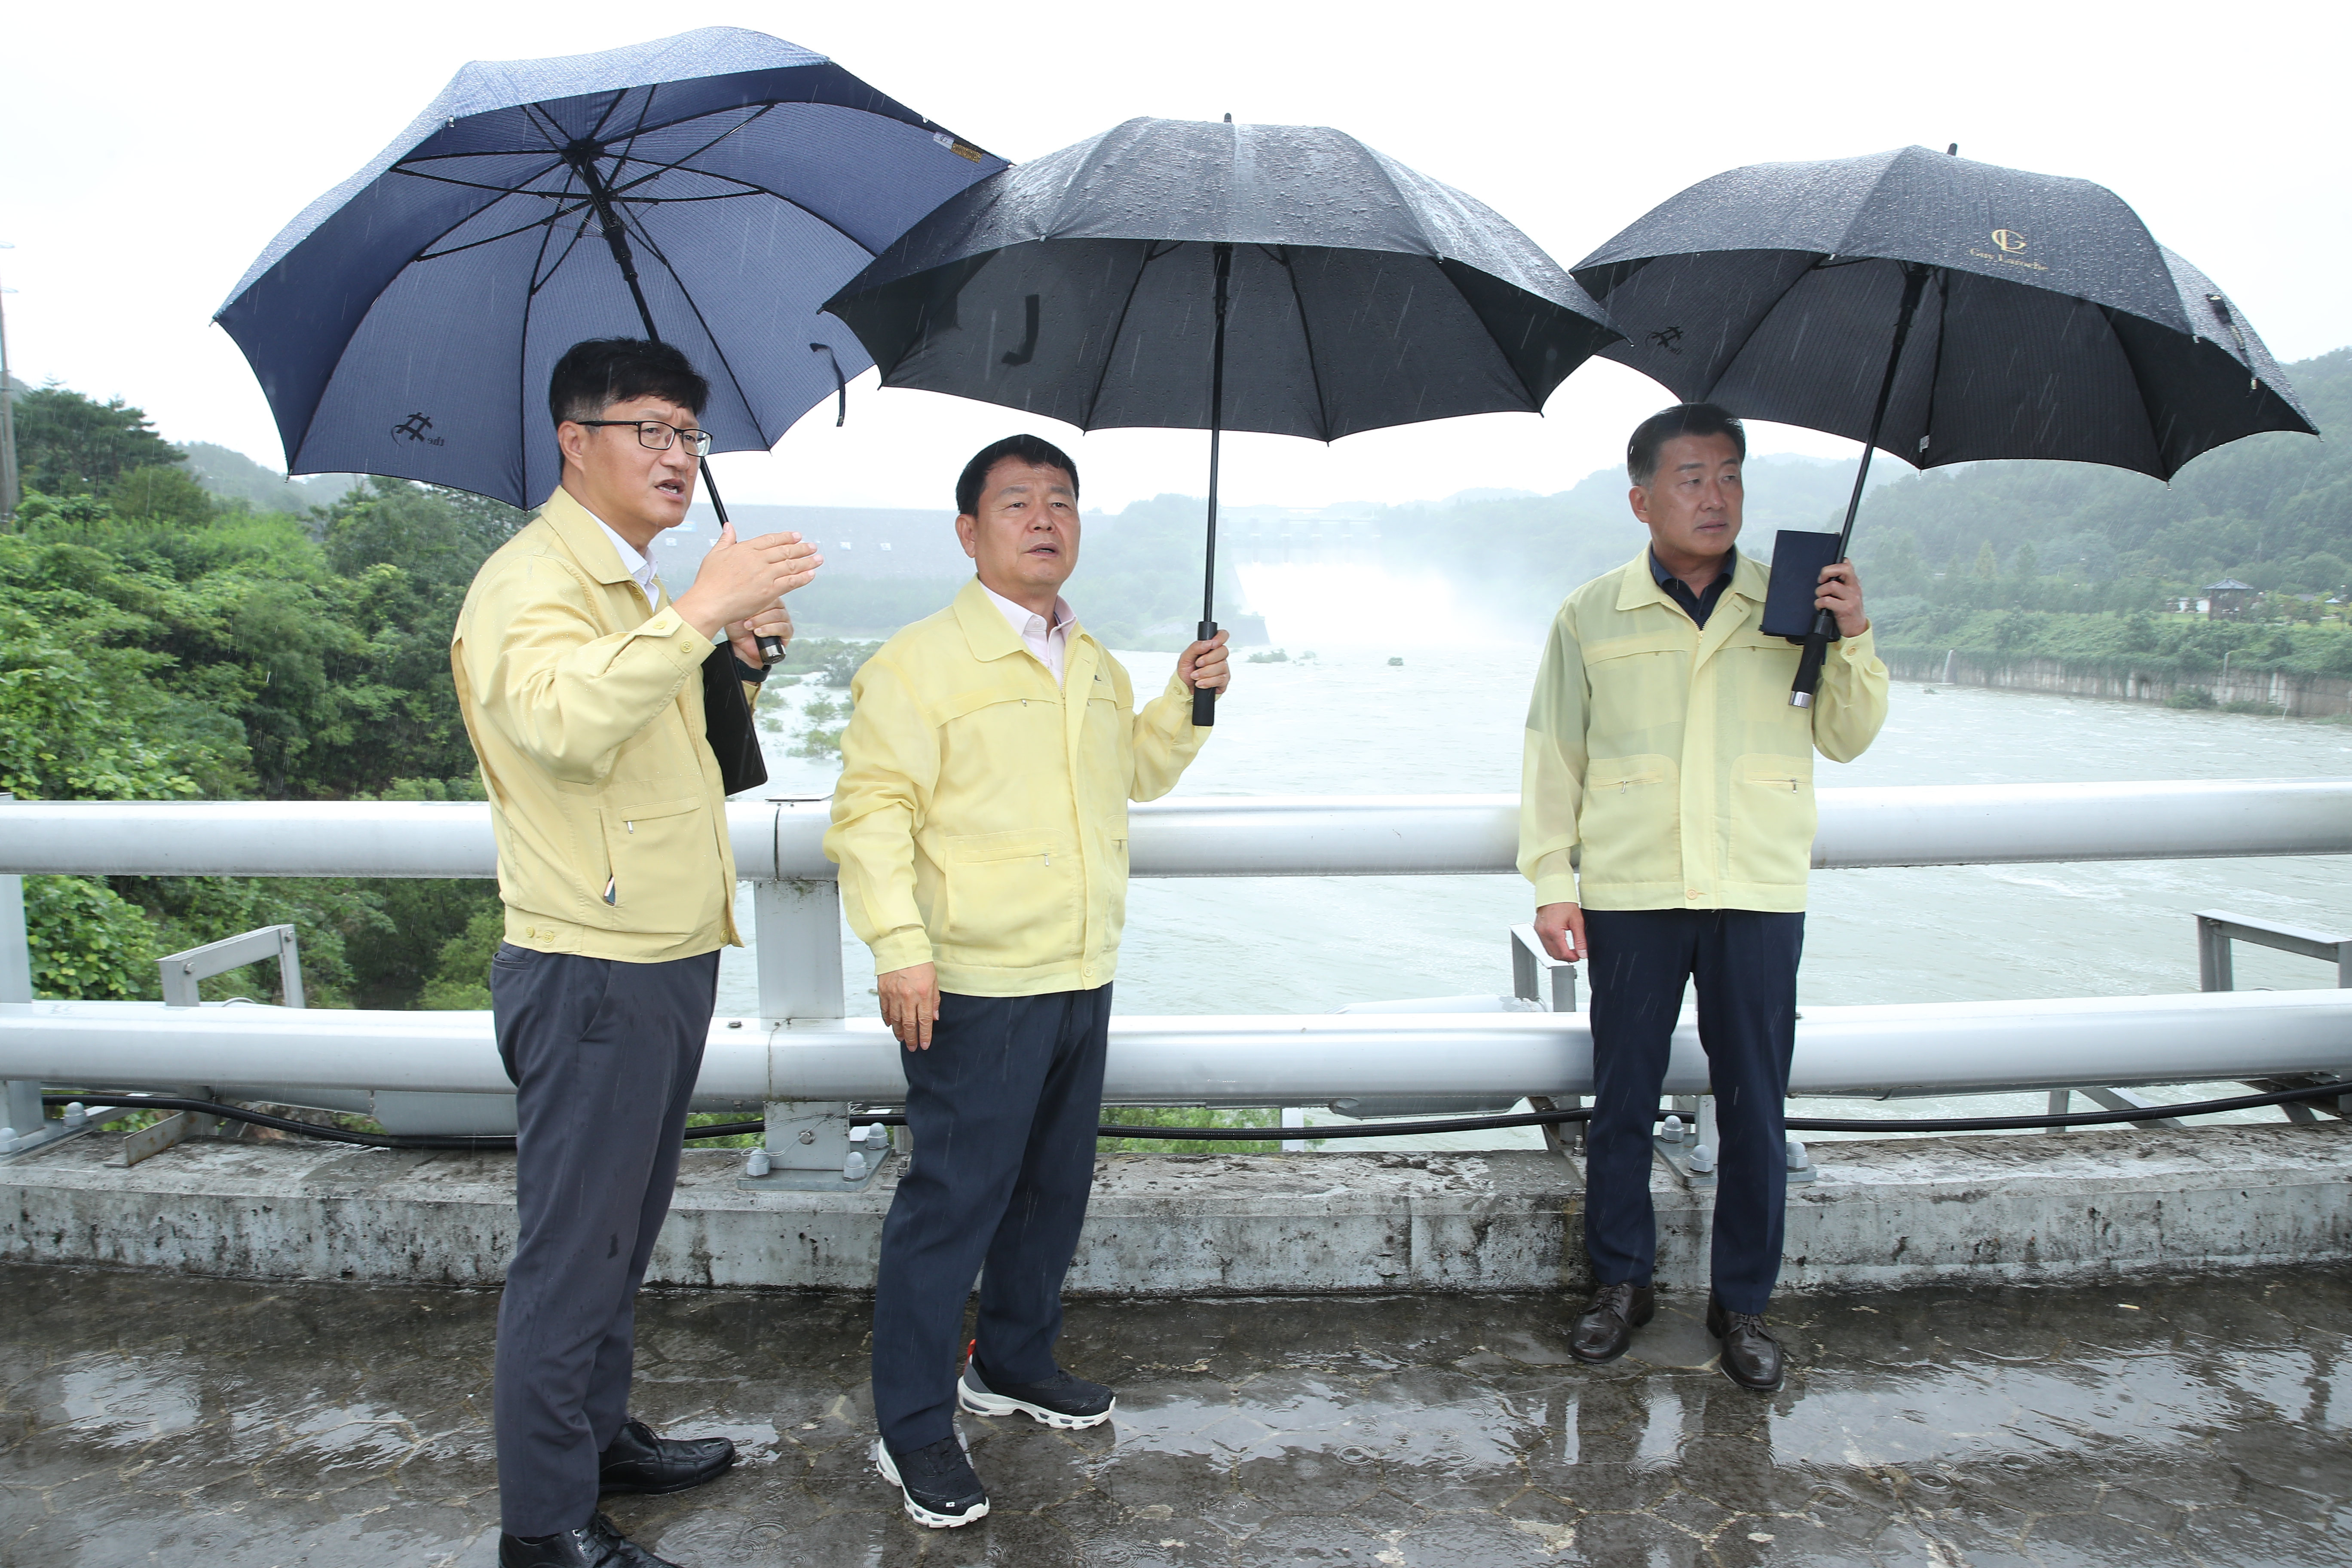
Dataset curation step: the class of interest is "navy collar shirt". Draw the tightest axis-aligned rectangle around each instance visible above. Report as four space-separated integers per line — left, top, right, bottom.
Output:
1650 549 1735 629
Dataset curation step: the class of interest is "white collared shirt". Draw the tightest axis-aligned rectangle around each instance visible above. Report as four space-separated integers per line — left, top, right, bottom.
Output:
979 580 1075 685
591 514 664 604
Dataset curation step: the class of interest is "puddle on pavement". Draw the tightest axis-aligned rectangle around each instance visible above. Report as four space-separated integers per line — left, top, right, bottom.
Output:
0 1265 2343 1565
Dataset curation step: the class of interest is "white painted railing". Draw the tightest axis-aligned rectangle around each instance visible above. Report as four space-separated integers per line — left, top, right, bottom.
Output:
2 778 2347 880
1 781 2348 1139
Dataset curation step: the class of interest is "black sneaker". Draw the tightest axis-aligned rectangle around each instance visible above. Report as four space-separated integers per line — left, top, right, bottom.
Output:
958 1357 1116 1429
875 1435 989 1528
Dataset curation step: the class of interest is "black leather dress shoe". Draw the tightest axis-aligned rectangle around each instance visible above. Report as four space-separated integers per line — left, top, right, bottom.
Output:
598 1417 736 1495
1569 1282 1656 1363
1706 1293 1786 1390
498 1512 681 1568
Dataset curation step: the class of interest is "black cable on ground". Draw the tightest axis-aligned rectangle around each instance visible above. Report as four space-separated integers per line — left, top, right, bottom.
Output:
44 1080 2351 1149
41 1095 762 1152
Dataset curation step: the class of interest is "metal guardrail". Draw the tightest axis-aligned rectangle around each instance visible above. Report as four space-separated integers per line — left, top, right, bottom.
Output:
2 784 2349 1153
2 779 2349 880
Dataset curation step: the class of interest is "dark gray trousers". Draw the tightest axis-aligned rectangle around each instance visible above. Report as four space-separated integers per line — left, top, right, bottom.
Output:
490 943 717 1537
871 986 1112 1453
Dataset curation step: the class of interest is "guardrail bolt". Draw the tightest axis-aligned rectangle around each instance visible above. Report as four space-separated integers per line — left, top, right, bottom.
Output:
1661 1115 1685 1144
843 1148 868 1181
745 1148 772 1178
62 1103 86 1127
797 1129 816 1145
1688 1143 1717 1174
1785 1139 1812 1173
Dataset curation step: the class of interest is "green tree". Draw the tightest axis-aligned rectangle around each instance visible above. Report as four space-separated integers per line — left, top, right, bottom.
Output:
23 875 158 1000
11 388 185 497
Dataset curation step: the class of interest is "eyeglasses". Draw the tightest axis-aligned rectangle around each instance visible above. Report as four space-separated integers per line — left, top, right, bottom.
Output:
573 419 712 457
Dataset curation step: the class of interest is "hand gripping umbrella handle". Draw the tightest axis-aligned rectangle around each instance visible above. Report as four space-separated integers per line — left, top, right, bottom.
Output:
1789 607 1837 709
1191 620 1219 727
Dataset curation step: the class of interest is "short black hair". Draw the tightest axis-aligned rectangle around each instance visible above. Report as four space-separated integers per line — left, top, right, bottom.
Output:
548 337 710 429
956 434 1079 517
1627 402 1746 486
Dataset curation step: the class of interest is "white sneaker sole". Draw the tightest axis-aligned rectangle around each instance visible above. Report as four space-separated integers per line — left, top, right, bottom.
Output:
957 1379 1116 1430
873 1439 989 1528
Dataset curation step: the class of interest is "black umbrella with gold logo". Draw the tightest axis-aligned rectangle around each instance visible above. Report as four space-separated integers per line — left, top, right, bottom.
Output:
1573 144 2317 705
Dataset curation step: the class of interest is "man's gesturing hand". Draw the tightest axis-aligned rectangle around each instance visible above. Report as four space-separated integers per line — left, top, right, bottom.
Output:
1179 630 1231 695
878 962 941 1051
1535 901 1587 965
1815 561 1869 639
675 524 822 643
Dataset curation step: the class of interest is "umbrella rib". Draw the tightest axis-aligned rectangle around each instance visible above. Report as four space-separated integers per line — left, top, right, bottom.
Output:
1694 253 1833 404
1080 240 1179 431
512 195 570 503
1268 245 1337 441
1914 268 1950 461
605 106 777 196
621 210 769 434
416 200 599 263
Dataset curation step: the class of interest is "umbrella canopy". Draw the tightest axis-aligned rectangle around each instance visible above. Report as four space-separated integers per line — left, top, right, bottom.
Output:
216 27 1005 508
1572 144 2315 482
824 116 1619 439
1574 144 2318 707
825 116 1619 723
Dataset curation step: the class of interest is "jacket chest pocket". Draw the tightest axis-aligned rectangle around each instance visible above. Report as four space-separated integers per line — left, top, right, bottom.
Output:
596 796 717 933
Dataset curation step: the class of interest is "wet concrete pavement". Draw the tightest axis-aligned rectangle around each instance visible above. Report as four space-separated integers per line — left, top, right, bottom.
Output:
0 1264 2343 1567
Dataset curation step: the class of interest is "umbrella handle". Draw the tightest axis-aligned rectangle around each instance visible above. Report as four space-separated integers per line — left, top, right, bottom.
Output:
1789 608 1837 709
1191 619 1219 727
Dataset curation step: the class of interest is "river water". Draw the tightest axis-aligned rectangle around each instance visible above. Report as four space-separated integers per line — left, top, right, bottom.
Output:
722 582 2352 1147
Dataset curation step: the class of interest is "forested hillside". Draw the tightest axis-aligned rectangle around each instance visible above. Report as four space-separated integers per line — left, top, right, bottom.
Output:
1851 348 2349 596
2 389 532 1009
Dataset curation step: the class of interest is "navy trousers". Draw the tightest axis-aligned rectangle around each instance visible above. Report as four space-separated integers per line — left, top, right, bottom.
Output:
871 985 1112 1453
1582 909 1804 1316
489 943 717 1537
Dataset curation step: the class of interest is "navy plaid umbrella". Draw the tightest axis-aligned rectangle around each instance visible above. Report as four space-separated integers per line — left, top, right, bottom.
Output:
217 28 1004 514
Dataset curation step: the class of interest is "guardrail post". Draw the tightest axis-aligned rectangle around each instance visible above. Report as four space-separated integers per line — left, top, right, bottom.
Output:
2197 915 2234 992
0 795 45 1139
755 879 845 1023
157 925 304 1008
1510 925 1581 1150
1509 924 1577 1012
753 878 856 1178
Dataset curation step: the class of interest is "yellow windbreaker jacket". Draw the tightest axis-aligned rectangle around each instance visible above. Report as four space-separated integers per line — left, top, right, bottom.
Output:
824 579 1208 996
1518 548 1889 913
451 487 747 962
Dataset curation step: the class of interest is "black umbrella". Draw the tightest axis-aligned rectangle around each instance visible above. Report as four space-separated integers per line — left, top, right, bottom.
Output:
1572 144 2318 706
825 116 1620 723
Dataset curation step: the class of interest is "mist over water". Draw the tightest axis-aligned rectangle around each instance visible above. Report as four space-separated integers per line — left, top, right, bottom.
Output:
726 621 2352 1147
1234 561 1504 650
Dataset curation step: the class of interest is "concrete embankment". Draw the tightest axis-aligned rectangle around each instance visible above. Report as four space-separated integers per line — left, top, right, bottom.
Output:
4 1122 2346 1294
1882 649 2352 716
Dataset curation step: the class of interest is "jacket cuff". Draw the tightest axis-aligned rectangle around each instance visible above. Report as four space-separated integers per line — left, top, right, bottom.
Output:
869 928 934 974
1836 625 1877 663
1529 850 1578 908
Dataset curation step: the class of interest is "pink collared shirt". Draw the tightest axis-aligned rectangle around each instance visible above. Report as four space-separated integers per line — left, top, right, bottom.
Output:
978 580 1075 685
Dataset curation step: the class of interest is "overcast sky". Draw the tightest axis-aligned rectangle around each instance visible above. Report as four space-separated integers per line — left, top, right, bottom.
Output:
3 0 2343 514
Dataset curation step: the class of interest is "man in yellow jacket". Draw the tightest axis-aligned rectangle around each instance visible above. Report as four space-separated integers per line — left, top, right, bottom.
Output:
1519 403 1887 1393
826 433 1229 1528
452 338 818 1568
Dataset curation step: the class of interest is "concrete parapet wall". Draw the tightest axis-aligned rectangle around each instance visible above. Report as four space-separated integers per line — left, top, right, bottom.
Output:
1883 649 2352 716
3 1124 2346 1294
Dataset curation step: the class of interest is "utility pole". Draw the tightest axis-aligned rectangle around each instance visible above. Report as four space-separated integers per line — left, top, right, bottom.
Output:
0 242 18 524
